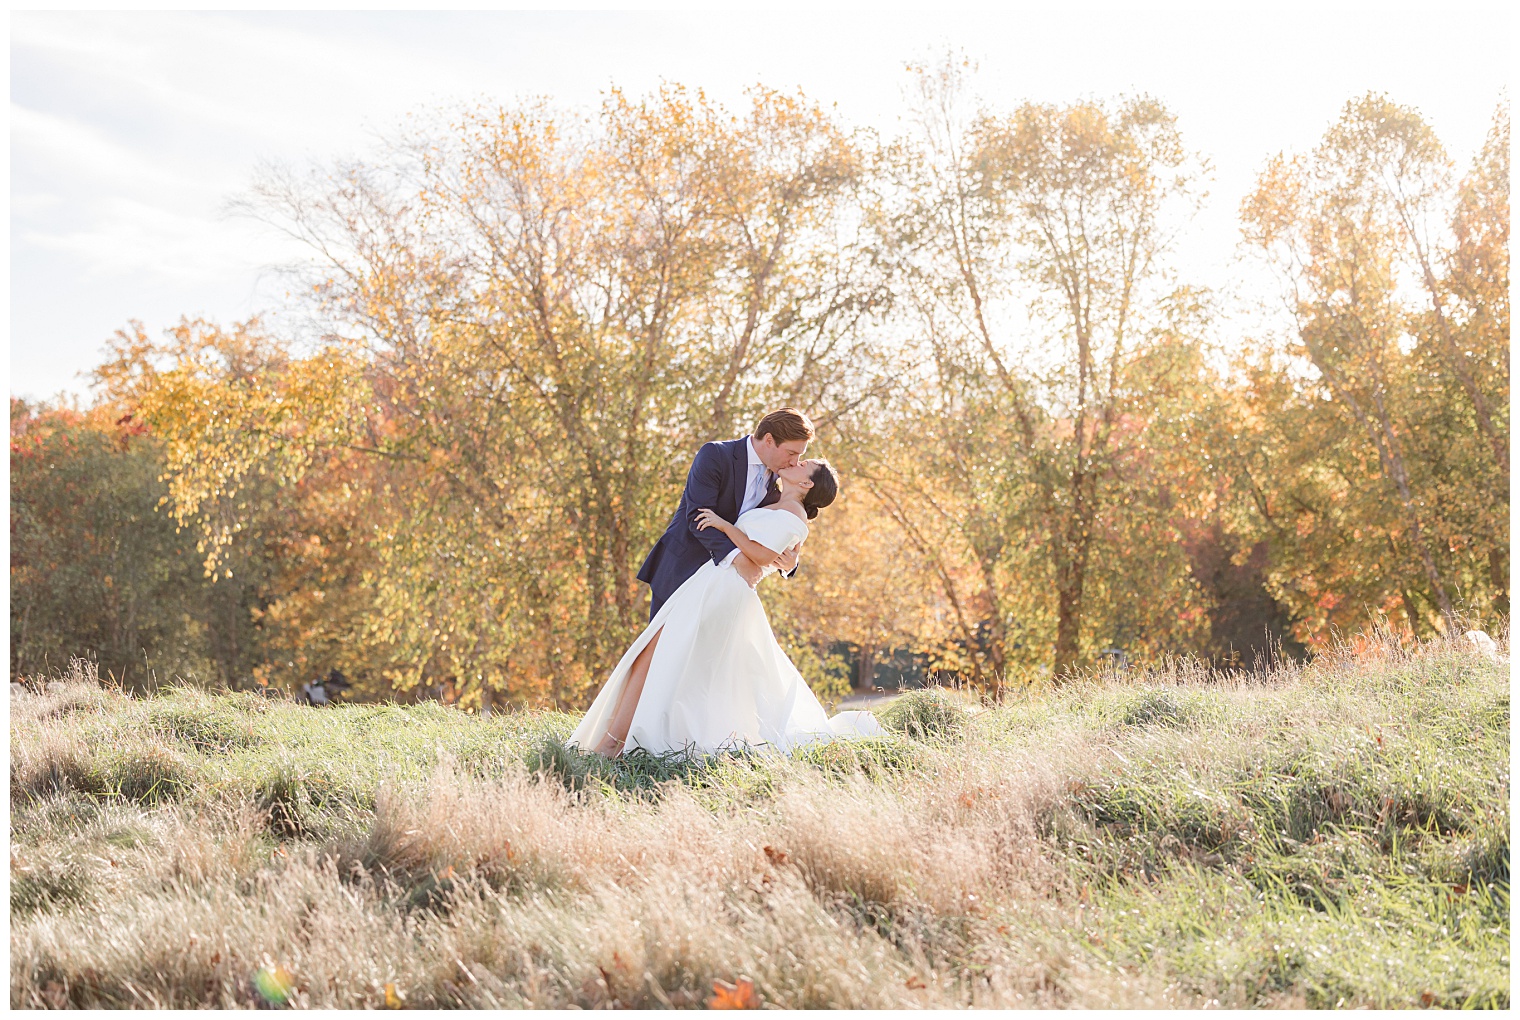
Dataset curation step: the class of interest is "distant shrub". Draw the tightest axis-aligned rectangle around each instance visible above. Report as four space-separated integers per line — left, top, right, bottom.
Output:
11 860 91 918
251 760 342 837
10 728 105 804
107 745 191 804
877 689 968 741
1120 689 1189 728
10 401 255 691
148 704 254 755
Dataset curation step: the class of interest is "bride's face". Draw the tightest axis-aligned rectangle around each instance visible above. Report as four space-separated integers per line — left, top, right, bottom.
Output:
776 460 816 491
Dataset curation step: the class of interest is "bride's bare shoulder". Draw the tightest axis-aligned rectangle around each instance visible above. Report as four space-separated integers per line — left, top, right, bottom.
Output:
774 504 808 525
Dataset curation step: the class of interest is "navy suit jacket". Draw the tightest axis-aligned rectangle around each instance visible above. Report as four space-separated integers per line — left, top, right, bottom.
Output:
637 438 787 619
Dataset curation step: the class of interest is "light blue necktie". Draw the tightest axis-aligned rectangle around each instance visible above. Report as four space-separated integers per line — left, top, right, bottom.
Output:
747 464 769 511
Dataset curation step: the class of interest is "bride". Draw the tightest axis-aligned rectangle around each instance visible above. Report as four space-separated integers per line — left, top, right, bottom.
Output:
569 458 884 756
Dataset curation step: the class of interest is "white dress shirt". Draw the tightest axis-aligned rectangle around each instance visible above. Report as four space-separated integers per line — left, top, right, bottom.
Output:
721 436 772 567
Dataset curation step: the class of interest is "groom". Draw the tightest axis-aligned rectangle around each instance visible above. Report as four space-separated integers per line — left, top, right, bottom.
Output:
637 408 813 618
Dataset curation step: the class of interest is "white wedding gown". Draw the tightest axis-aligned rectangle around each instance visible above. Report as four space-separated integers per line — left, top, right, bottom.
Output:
569 507 885 755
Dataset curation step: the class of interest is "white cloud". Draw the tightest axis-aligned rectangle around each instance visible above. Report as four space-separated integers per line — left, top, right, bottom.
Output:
11 103 219 199
14 12 490 154
20 198 287 283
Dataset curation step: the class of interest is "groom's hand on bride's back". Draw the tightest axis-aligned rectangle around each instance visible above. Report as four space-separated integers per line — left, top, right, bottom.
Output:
773 547 799 573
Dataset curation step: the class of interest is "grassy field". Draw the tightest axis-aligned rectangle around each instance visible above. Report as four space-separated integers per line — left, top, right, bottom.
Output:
9 633 1509 1009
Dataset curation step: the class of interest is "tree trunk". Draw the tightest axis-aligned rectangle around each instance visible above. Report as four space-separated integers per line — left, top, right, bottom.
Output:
1052 521 1091 679
1051 565 1088 677
1400 587 1423 639
1490 547 1509 617
857 644 877 693
1052 463 1095 680
972 547 1008 695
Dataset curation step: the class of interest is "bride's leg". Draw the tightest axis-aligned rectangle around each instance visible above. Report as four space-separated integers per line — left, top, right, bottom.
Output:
593 628 663 756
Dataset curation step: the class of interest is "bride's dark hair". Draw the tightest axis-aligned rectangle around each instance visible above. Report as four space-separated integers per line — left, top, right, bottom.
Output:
801 460 839 520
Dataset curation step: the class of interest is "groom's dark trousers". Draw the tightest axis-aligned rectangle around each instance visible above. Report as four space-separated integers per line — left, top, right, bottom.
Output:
636 438 784 619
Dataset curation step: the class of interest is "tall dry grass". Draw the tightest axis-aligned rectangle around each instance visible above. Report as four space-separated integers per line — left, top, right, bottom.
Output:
9 630 1509 1008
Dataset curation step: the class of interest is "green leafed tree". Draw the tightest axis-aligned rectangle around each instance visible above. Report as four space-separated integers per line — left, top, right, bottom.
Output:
10 398 267 688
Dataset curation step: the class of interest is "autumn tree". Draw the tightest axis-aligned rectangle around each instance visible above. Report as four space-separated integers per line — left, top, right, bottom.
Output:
1325 96 1507 484
1437 103 1509 612
862 60 1214 682
1241 95 1509 636
92 319 407 695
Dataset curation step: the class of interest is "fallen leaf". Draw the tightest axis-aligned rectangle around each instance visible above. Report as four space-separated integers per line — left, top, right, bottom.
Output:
906 975 927 990
254 965 296 1006
384 982 404 1009
762 845 789 866
708 977 759 1009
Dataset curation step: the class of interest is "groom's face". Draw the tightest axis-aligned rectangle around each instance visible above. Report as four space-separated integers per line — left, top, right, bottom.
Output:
756 434 808 473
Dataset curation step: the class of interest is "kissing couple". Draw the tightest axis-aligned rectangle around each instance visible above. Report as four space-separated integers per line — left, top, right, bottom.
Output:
570 408 884 757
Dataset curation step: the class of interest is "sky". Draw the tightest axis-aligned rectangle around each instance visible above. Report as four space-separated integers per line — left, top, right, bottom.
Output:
9 7 1511 401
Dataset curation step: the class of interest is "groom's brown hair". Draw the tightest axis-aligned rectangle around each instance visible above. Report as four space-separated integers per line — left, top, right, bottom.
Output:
753 407 814 445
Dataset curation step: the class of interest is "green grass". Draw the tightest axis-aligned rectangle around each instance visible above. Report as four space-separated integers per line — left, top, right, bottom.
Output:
9 635 1509 1008
876 687 971 740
